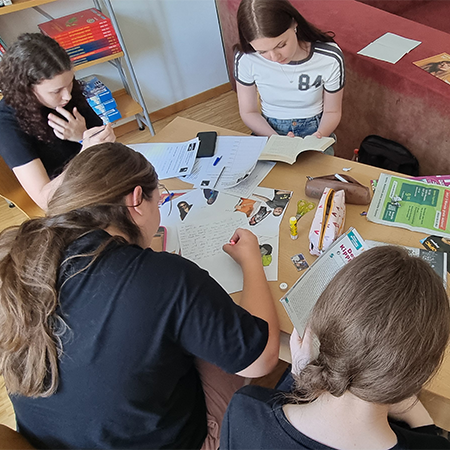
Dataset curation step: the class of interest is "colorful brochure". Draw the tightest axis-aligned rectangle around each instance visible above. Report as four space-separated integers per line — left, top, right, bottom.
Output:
367 173 450 237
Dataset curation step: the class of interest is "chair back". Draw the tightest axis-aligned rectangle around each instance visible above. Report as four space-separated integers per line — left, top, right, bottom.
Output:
0 157 43 218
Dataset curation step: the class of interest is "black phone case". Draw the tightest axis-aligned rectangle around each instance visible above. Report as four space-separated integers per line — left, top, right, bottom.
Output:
196 131 217 158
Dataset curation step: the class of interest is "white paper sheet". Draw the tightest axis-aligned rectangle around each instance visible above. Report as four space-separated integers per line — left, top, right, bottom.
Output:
223 161 276 199
182 136 268 189
357 32 421 64
178 215 250 293
215 136 268 189
129 138 199 179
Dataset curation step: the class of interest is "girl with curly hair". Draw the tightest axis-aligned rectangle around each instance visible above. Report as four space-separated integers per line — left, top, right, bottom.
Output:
0 33 115 209
222 246 450 449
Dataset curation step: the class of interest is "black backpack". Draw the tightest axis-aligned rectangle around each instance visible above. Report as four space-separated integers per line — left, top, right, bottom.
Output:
357 135 420 176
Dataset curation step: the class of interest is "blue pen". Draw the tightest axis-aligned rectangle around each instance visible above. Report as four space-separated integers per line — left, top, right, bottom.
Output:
213 156 222 166
161 192 174 206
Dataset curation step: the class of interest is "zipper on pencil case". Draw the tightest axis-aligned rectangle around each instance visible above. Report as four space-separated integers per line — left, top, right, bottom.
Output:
318 189 335 252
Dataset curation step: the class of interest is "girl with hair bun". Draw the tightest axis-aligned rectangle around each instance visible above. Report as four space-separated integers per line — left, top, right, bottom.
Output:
221 246 450 449
0 33 115 209
234 0 344 153
0 142 279 449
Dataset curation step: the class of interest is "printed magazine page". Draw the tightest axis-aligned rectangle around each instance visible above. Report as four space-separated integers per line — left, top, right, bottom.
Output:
367 240 447 287
413 52 450 85
367 173 450 237
280 228 369 334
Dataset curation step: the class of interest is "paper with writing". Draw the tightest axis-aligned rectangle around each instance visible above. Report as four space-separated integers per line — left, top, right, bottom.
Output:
129 138 198 179
178 215 250 293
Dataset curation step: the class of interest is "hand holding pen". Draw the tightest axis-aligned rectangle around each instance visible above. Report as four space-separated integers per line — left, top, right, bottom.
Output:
223 228 261 269
80 124 116 151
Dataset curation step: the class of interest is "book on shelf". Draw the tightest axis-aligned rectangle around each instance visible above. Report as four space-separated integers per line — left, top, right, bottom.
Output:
66 36 119 57
38 9 113 39
99 108 122 124
79 75 122 124
259 134 335 164
72 47 122 66
71 43 121 62
79 75 114 105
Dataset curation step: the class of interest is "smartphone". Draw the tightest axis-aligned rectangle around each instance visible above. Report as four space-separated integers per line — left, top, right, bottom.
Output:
151 226 167 252
196 131 217 158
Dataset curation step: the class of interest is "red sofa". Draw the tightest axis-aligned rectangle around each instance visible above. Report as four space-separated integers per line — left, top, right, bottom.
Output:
356 0 450 35
215 0 450 175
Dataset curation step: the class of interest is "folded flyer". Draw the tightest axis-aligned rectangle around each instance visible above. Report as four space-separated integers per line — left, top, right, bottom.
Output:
367 173 450 237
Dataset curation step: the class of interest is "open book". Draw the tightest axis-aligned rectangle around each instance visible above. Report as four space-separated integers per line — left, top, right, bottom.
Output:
259 134 335 164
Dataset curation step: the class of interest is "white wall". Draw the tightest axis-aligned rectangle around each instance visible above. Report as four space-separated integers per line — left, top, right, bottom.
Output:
0 0 230 113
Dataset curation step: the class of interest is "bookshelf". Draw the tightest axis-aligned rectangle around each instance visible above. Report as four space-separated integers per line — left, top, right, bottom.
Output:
0 0 57 15
0 0 154 134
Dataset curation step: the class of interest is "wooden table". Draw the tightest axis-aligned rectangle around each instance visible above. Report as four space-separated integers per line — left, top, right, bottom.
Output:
148 117 450 430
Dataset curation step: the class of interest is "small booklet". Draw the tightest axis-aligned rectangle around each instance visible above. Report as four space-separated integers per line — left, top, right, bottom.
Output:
259 134 335 165
413 52 450 85
280 228 368 334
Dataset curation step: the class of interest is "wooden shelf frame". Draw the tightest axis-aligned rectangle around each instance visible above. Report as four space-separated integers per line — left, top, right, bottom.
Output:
0 0 154 133
0 0 57 15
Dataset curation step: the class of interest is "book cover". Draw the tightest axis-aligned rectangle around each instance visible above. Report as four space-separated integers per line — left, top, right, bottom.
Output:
38 8 111 38
91 98 118 115
99 107 122 124
80 75 114 106
259 134 335 164
72 46 122 66
65 37 119 56
413 52 450 85
70 43 121 62
53 29 117 49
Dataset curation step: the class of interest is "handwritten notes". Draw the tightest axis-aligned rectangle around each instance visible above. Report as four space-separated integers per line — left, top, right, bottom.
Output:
178 215 249 293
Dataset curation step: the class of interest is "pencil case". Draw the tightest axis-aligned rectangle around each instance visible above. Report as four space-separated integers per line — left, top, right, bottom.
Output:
305 174 371 205
309 187 346 256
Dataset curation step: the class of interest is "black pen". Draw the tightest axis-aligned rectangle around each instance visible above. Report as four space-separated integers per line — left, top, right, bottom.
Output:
79 125 106 144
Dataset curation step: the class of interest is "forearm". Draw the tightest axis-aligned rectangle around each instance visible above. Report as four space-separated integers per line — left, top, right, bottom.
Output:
240 111 278 137
237 263 280 376
317 110 342 137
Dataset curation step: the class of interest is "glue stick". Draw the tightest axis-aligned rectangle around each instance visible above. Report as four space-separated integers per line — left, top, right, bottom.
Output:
289 216 298 240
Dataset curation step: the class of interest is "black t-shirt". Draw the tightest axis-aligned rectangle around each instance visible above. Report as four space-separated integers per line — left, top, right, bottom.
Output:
10 230 268 449
0 97 102 178
221 385 450 449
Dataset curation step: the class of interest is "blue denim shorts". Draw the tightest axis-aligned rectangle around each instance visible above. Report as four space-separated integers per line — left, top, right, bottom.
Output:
265 113 335 155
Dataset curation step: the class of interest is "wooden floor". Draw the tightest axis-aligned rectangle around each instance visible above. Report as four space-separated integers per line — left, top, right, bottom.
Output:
0 89 288 431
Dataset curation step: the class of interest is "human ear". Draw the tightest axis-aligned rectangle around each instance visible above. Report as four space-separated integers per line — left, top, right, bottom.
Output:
130 185 144 216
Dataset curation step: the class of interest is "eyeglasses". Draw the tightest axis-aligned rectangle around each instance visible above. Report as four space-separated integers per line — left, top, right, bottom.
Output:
158 183 173 215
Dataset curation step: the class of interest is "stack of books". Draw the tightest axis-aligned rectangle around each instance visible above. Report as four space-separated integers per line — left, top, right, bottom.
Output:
38 8 122 67
79 75 122 124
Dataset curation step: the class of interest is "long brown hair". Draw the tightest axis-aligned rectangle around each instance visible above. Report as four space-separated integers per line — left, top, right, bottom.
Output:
0 33 86 142
0 142 158 398
292 246 450 404
235 0 335 53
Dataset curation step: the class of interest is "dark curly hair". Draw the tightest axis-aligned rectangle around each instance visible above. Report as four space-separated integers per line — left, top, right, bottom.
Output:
0 33 86 142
